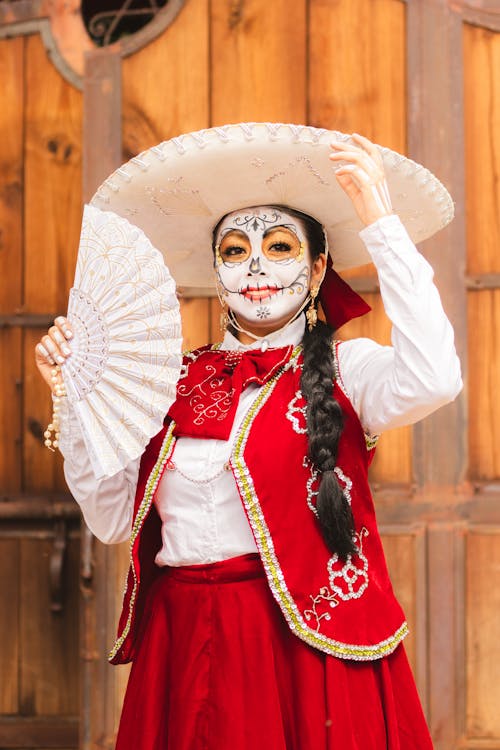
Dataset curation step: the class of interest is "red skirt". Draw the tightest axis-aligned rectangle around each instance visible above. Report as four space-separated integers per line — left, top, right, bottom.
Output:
115 554 433 750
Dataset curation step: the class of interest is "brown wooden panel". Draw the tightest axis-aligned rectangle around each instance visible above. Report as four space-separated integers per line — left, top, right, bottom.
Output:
464 23 500 276
381 531 419 673
179 298 212 351
24 34 82 315
0 38 24 494
427 524 462 748
308 0 406 279
407 1 467 495
338 292 412 484
468 290 500 479
83 49 122 202
465 528 500 739
309 0 406 150
122 0 209 156
210 0 306 125
0 36 23 314
20 536 79 716
22 328 65 493
0 328 23 491
0 716 77 748
209 297 224 344
0 538 20 713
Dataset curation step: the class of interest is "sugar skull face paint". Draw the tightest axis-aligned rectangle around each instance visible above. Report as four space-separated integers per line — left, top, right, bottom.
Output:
214 206 312 329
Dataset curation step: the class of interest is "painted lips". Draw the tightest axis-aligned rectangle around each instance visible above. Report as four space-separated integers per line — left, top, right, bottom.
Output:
240 284 282 302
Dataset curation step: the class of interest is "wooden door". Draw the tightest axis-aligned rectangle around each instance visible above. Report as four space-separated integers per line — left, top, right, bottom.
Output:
1 1 499 748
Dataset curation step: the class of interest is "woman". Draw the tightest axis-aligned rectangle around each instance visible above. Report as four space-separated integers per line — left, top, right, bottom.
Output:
36 126 462 749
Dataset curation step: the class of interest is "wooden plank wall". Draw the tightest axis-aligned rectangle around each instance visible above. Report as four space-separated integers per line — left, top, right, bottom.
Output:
464 20 500 747
0 0 499 748
0 31 81 750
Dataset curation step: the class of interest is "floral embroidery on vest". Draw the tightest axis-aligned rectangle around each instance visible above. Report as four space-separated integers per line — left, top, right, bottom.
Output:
303 529 370 633
303 457 320 516
327 527 369 601
303 586 340 632
286 390 308 434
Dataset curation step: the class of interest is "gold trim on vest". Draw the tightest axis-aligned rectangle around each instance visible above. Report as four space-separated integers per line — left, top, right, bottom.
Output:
231 357 408 661
109 422 176 661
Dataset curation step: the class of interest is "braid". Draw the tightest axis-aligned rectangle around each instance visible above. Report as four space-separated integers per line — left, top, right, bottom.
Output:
301 320 357 560
213 203 358 560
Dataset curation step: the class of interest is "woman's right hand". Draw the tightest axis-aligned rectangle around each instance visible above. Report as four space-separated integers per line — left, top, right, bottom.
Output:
35 316 73 393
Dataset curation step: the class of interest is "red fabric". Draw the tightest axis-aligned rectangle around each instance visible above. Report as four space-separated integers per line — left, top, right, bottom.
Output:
319 255 371 330
168 345 294 440
115 554 433 750
111 350 406 665
235 364 406 654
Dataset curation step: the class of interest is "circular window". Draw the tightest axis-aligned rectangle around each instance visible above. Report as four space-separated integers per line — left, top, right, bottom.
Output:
81 0 170 46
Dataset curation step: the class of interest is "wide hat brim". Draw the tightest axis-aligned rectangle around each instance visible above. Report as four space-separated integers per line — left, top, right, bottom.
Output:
91 122 454 295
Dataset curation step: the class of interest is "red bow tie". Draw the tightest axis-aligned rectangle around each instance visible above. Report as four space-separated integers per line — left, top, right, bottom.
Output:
168 345 295 440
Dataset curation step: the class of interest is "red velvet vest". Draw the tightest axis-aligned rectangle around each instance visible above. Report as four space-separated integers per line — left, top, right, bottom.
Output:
109 345 407 665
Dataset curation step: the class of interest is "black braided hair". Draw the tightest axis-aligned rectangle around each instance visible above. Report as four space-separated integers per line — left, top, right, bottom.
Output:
212 205 357 560
273 205 357 560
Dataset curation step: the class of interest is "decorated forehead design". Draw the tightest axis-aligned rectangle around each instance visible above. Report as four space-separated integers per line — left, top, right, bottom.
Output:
232 210 283 233
218 207 305 242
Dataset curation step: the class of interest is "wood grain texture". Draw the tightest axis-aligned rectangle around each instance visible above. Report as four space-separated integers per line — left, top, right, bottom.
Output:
0 37 23 314
83 49 122 202
308 0 406 150
122 0 209 157
381 531 418 672
0 539 20 713
407 0 467 492
337 292 412 484
0 39 24 493
380 525 428 714
0 329 23 492
210 0 307 125
465 529 500 739
179 298 212 351
468 290 500 479
464 23 500 275
24 34 82 315
427 524 461 749
20 536 79 716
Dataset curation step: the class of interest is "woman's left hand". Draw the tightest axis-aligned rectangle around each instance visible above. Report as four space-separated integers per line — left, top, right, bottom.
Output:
329 133 393 227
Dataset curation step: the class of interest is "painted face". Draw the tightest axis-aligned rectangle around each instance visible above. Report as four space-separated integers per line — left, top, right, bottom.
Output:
214 206 312 328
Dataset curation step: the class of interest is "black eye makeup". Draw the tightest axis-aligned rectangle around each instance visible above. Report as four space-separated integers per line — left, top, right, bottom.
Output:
262 227 303 261
216 225 305 265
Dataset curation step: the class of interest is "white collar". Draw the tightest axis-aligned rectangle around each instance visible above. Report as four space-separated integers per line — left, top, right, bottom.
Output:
220 314 305 352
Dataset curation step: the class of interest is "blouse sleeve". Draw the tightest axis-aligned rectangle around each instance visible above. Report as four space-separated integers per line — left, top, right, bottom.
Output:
58 397 138 543
336 214 463 437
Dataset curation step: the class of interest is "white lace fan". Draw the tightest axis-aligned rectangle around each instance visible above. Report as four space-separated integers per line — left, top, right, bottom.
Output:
62 204 182 479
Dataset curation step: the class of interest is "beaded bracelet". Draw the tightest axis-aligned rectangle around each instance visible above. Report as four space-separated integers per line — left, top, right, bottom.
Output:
44 366 67 451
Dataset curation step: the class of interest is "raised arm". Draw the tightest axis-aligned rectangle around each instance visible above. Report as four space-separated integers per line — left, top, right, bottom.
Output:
336 215 462 436
329 133 462 436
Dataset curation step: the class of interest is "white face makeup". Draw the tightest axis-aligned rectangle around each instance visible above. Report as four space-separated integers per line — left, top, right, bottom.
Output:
214 206 312 330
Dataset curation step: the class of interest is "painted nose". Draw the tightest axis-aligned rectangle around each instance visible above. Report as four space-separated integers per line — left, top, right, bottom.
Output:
248 257 263 274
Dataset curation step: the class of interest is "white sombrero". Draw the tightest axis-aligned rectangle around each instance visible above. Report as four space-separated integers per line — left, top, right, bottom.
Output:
91 122 454 295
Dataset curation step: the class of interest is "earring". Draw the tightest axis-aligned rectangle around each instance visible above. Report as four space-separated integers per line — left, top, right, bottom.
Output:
220 299 229 331
306 286 319 331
